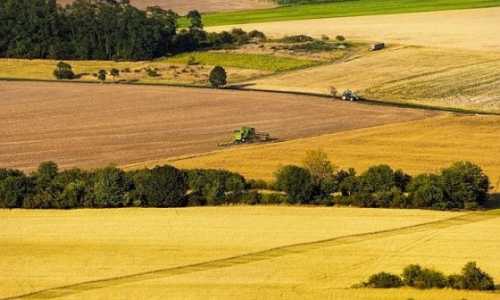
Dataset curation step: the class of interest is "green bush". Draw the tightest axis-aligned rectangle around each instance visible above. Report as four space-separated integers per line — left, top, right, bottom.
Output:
186 169 246 205
248 30 266 41
363 272 403 288
402 264 447 289
246 179 269 190
238 191 262 205
289 40 336 52
459 262 495 291
361 262 495 291
274 165 313 204
230 28 250 44
280 35 314 43
260 193 287 205
53 61 75 80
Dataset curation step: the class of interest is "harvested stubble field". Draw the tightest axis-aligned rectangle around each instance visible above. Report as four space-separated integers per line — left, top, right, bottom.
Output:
58 0 275 14
244 46 500 112
162 114 500 187
0 81 434 171
1 207 498 299
210 7 500 51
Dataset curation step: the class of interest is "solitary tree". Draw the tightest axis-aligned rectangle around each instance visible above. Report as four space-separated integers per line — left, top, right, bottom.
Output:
97 69 107 82
53 61 75 80
110 68 120 79
209 66 227 88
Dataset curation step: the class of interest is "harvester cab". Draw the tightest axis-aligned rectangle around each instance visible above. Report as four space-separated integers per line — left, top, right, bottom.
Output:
233 127 256 143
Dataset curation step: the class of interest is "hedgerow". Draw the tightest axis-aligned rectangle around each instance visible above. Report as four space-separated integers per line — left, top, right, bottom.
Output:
357 262 495 291
0 156 492 210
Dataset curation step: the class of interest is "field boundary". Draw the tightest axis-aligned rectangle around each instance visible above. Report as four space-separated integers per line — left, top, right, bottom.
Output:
198 1 500 27
2 78 499 116
3 212 497 300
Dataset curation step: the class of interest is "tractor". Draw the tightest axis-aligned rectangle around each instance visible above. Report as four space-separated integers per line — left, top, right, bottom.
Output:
219 127 272 147
341 90 360 101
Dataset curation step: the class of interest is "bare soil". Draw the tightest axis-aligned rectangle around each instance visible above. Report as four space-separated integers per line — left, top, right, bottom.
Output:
0 81 435 171
58 0 275 14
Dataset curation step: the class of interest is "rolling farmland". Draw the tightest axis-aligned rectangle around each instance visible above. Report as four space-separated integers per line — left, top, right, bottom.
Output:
201 0 500 26
0 81 434 171
159 114 500 186
1 207 498 299
2 2 500 300
244 46 500 112
210 7 500 51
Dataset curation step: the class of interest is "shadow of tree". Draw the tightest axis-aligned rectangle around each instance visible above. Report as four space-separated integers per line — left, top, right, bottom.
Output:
486 193 500 209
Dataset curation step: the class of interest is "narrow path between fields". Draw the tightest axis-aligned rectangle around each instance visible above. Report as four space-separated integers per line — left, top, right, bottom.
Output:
3 212 497 300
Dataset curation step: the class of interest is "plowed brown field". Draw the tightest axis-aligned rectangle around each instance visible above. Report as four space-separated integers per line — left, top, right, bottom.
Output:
0 81 435 171
58 0 274 14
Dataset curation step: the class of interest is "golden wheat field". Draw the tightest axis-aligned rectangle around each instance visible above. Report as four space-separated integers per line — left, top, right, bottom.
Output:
0 58 270 86
137 114 500 187
210 7 500 52
244 46 500 112
1 207 498 300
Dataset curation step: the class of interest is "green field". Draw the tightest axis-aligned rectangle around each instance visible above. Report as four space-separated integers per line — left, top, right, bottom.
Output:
195 0 500 26
164 52 319 72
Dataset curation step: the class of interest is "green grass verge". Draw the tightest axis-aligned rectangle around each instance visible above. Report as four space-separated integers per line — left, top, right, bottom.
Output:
164 52 320 72
189 0 500 27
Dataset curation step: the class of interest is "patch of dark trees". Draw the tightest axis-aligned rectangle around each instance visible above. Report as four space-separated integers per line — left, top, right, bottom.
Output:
0 0 266 60
0 160 493 210
356 262 496 291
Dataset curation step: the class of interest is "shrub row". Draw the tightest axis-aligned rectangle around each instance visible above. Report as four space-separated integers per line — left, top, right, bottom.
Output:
0 155 492 210
274 150 491 210
357 262 495 291
0 162 248 209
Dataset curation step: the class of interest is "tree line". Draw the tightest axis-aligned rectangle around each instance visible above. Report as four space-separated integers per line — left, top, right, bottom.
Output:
0 0 265 60
0 152 493 210
273 150 491 210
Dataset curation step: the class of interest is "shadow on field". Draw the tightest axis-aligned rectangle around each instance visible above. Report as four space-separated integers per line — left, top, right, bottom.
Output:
486 193 500 209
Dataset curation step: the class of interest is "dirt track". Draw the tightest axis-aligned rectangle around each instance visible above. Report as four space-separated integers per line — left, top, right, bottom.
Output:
211 7 500 52
0 81 435 171
58 0 274 14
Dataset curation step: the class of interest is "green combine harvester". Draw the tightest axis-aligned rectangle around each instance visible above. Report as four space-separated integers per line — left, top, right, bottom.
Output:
219 127 272 147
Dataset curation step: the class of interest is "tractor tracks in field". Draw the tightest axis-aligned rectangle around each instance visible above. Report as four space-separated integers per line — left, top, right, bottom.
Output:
3 212 497 300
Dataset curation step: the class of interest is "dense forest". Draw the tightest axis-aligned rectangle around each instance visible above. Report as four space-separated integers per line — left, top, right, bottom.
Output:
0 0 248 60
